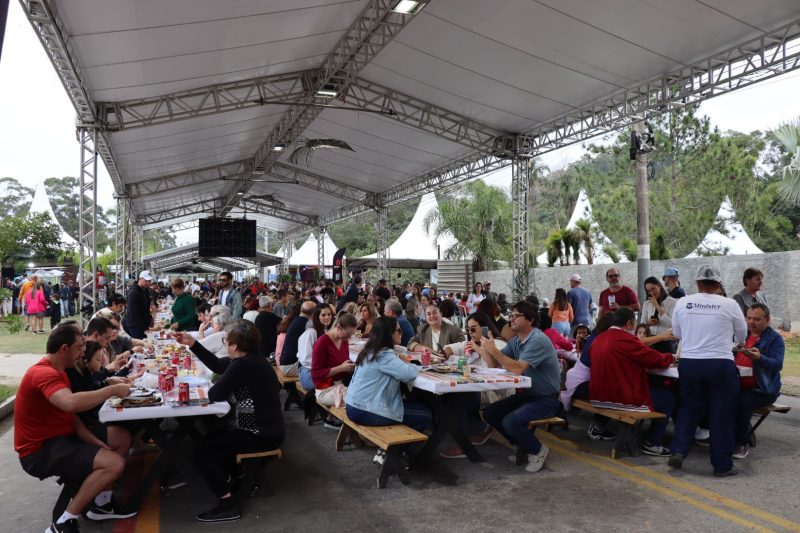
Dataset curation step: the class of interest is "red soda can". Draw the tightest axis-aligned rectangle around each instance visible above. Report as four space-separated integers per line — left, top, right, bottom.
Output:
178 382 190 403
183 355 192 370
165 375 174 392
421 349 432 366
171 352 180 365
160 330 165 339
136 361 145 374
158 371 167 391
168 365 178 377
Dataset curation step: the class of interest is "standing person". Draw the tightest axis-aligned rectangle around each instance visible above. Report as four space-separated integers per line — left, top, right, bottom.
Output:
483 282 497 302
217 272 243 320
566 274 593 328
48 292 63 329
482 301 561 473
123 271 153 340
336 275 363 312
280 300 316 376
168 278 199 332
25 280 48 334
254 296 282 357
733 267 768 317
18 275 36 331
599 268 640 317
733 303 784 459
59 282 71 318
466 282 485 314
175 321 285 523
548 288 574 337
662 267 686 299
375 278 392 301
639 277 677 336
15 323 135 532
669 265 747 477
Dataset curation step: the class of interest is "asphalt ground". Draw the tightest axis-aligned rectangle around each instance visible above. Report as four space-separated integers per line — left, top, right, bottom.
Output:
2 393 800 533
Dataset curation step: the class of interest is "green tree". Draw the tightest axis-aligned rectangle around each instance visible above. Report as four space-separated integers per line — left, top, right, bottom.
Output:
0 177 34 217
424 181 512 272
0 212 64 265
44 177 115 251
573 218 595 264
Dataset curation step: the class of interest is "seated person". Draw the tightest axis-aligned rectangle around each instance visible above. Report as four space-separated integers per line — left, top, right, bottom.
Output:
477 298 513 340
733 303 784 459
275 305 301 365
15 322 135 532
538 314 574 354
482 301 562 473
199 313 233 359
66 341 141 457
189 302 213 339
346 317 432 464
297 305 334 391
355 302 378 337
311 313 357 407
175 321 285 523
407 304 465 354
589 308 676 456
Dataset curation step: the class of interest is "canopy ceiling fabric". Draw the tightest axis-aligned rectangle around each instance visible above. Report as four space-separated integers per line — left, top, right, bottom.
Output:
27 0 800 240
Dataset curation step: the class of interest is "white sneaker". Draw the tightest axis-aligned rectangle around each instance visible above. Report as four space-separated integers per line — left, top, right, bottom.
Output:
372 450 385 466
733 445 749 459
525 444 549 473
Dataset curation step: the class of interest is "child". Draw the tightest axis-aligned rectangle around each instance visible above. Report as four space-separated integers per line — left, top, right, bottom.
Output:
47 292 62 329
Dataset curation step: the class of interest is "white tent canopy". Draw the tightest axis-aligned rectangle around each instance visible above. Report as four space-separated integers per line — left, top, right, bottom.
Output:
28 180 81 249
686 196 764 257
288 232 339 266
536 189 624 265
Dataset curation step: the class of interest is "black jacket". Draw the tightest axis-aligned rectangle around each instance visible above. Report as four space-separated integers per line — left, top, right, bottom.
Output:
124 283 152 331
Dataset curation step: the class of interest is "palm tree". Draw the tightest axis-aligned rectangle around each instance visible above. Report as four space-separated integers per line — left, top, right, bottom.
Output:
770 119 800 204
545 229 564 266
423 181 512 272
561 228 581 265
573 218 595 264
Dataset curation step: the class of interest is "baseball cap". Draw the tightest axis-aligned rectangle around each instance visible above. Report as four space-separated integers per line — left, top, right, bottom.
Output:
663 267 679 277
379 278 387 284
139 270 154 281
569 274 582 282
695 265 722 283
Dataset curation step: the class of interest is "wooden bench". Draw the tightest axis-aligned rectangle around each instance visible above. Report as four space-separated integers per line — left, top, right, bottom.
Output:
749 403 791 447
527 417 567 432
273 366 305 411
571 399 666 459
235 449 282 497
318 401 428 488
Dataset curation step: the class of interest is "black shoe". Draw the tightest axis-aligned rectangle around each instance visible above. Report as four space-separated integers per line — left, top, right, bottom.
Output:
668 454 683 469
713 467 739 477
46 519 80 533
323 418 342 430
195 499 241 523
86 499 137 521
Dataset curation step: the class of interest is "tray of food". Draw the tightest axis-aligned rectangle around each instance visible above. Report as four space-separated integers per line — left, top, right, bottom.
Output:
430 364 459 373
110 394 163 409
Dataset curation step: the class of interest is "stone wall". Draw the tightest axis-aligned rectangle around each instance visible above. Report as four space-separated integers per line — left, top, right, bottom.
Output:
476 251 800 331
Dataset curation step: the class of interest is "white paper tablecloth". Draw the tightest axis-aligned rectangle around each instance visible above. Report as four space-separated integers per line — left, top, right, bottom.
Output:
98 393 230 423
649 364 753 379
412 369 531 394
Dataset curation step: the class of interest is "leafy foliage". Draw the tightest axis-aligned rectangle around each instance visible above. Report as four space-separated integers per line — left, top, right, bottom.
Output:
0 212 65 265
0 177 34 217
44 177 116 251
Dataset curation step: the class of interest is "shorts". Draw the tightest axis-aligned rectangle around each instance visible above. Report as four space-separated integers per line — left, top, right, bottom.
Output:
86 421 109 443
19 435 100 483
31 312 44 318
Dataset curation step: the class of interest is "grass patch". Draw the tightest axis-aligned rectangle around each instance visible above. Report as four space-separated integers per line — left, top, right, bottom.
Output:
0 319 49 354
0 384 17 403
782 334 800 379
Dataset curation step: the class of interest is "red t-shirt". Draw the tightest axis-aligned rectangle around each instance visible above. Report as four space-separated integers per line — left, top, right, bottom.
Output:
599 285 639 315
14 358 75 457
736 334 759 390
311 334 350 390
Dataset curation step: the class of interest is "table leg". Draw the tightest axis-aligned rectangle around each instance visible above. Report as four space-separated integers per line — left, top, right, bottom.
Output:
411 392 483 467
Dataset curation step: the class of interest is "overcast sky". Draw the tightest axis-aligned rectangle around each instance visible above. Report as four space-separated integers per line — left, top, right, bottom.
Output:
2 0 800 215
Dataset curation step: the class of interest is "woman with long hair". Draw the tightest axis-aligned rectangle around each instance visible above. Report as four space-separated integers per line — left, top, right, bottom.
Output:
346 316 432 464
640 276 677 337
466 282 485 314
549 288 574 337
356 302 379 336
25 280 48 333
477 298 512 340
297 305 334 392
311 313 357 407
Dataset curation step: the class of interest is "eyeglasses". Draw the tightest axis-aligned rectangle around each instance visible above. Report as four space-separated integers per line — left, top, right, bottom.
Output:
509 313 526 320
606 274 620 279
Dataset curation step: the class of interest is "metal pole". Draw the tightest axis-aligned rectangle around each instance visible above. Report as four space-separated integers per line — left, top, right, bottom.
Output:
77 127 98 327
317 226 325 280
376 205 389 282
634 122 651 308
511 154 530 302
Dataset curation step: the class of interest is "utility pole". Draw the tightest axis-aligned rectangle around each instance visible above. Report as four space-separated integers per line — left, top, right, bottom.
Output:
633 121 651 308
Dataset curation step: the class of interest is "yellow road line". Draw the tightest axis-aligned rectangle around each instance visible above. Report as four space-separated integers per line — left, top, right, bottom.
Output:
134 454 160 533
540 432 800 532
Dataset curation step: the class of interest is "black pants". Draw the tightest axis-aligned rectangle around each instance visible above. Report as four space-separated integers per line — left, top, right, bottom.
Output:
194 429 284 499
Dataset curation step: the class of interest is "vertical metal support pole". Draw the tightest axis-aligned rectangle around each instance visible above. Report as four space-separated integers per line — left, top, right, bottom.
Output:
376 206 389 282
317 227 325 279
113 198 124 291
511 156 530 302
634 122 651 307
78 127 98 326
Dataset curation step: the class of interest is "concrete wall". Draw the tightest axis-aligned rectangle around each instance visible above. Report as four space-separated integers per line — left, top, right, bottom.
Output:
476 251 800 331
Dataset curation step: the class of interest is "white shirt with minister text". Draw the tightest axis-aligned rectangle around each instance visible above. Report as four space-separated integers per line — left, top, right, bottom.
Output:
672 293 746 360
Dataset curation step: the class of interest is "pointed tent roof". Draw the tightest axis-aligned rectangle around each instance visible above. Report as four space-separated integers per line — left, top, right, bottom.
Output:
28 180 81 249
362 192 457 262
536 189 624 265
275 242 297 259
288 231 339 265
686 196 764 257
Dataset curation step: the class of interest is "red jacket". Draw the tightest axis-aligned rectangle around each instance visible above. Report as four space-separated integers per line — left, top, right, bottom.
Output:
311 333 350 390
589 328 672 411
543 328 573 351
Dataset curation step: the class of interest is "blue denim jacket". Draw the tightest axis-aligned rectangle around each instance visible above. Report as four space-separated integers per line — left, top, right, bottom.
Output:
750 326 784 396
345 348 419 422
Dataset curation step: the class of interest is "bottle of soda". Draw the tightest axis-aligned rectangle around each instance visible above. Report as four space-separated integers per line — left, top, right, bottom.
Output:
457 355 466 372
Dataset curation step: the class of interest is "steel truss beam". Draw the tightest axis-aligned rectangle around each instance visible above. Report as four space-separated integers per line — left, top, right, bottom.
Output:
317 227 325 270
78 127 98 325
98 71 311 131
518 19 800 156
376 206 389 281
511 158 530 302
113 198 125 289
219 0 424 216
137 198 317 230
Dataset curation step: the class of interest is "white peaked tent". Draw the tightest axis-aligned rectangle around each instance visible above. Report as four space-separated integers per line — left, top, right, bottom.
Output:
288 232 339 265
28 180 81 250
274 242 297 260
362 192 457 263
686 196 764 257
536 189 624 265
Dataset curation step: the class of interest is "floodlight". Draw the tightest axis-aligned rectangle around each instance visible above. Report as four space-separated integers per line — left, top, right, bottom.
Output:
392 1 425 14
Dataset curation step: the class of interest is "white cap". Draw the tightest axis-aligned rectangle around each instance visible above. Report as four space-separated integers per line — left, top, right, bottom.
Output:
569 274 582 282
695 265 722 283
139 270 154 281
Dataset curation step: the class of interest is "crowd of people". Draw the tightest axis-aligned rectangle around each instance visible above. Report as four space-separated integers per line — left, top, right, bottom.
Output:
12 263 784 530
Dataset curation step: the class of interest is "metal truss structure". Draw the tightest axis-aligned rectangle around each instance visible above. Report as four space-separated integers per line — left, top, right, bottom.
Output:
317 227 326 271
113 198 125 288
376 206 389 281
77 127 98 325
511 157 530 302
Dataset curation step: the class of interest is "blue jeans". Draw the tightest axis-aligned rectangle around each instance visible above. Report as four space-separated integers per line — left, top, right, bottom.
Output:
644 385 676 447
670 358 739 473
346 402 432 434
735 390 778 446
553 321 570 337
483 394 560 455
299 366 314 391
